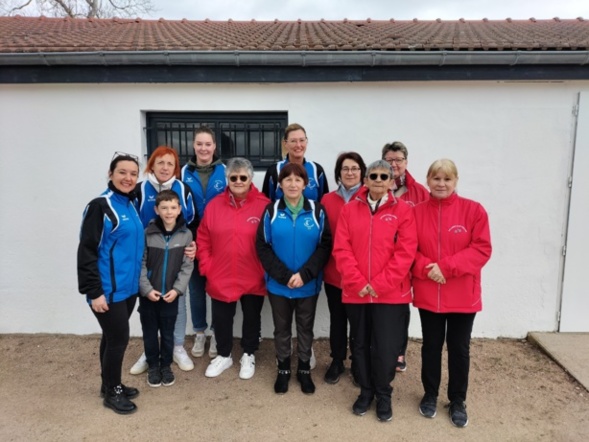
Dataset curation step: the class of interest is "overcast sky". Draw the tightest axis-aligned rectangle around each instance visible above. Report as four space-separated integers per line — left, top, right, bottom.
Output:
146 0 589 21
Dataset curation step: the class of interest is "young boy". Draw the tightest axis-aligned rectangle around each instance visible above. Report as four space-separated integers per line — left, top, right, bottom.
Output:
139 190 194 387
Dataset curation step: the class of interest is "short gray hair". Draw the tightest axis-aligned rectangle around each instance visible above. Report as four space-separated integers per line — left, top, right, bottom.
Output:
226 157 254 179
366 159 393 177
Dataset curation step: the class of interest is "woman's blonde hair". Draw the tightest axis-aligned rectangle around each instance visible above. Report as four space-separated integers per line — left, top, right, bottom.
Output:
426 158 458 180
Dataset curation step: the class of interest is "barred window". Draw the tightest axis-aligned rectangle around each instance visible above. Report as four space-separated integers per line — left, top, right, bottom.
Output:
145 112 287 169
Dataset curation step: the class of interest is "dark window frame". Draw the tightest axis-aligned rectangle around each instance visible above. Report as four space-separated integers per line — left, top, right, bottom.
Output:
145 112 287 169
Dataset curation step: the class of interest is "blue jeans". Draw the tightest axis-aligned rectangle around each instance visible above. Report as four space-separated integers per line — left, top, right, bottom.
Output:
173 294 187 346
189 266 208 332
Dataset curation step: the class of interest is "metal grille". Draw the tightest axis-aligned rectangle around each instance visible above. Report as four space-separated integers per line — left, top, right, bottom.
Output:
145 112 287 169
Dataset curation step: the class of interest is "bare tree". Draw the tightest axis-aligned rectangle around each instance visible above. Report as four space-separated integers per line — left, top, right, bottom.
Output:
0 0 156 19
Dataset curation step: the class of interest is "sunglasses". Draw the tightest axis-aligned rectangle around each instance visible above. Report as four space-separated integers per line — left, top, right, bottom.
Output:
111 151 140 163
368 173 391 181
229 175 249 183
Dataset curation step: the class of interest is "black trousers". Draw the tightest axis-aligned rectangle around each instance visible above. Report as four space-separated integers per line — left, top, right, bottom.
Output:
139 297 177 369
91 295 137 389
212 295 265 357
398 308 410 357
346 302 408 398
419 308 476 403
324 283 350 361
268 293 318 363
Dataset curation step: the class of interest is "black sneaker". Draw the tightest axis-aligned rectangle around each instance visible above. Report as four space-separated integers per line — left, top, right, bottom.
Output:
324 359 345 384
448 400 469 428
396 355 407 372
161 366 175 387
419 393 437 418
376 396 392 422
147 367 162 387
352 393 373 416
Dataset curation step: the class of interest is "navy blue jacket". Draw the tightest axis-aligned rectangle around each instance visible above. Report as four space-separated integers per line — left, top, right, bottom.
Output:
181 157 226 219
77 182 144 304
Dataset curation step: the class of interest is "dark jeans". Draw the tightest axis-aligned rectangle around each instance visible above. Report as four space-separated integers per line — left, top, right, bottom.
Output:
419 308 476 403
91 295 137 389
346 302 408 398
212 295 265 357
324 283 349 361
268 293 318 362
139 297 178 368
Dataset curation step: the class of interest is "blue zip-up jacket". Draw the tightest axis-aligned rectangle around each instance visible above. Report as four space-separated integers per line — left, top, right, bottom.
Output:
135 179 198 231
256 197 332 298
77 182 144 304
262 155 329 202
181 156 226 219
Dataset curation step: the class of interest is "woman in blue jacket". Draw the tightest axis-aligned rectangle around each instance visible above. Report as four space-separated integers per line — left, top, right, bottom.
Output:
77 152 144 415
256 163 332 395
181 126 227 359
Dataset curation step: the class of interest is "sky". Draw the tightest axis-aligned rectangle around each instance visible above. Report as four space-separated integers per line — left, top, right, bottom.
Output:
145 0 589 21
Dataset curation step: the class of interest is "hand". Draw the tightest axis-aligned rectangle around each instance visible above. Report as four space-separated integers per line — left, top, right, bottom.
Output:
366 284 378 298
359 285 370 298
184 241 196 261
287 273 304 289
162 289 179 303
91 295 109 314
147 290 162 302
426 263 446 284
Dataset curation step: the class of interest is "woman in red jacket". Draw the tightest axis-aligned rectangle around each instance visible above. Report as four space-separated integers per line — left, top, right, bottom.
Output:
412 159 492 428
320 151 366 385
196 158 270 380
382 141 429 373
333 159 417 422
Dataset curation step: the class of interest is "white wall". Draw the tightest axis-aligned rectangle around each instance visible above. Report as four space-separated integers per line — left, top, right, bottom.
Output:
0 80 583 339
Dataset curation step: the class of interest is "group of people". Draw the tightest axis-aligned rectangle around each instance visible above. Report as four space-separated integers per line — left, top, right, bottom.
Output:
77 123 492 428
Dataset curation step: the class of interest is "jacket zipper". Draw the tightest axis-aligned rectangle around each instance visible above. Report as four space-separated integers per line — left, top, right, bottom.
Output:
436 200 442 312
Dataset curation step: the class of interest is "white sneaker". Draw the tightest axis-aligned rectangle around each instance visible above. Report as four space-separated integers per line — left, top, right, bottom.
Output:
239 353 255 380
205 355 233 378
173 345 195 371
310 347 317 370
130 352 148 375
209 333 218 358
191 333 206 357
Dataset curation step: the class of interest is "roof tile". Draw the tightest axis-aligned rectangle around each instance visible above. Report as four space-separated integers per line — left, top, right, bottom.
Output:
0 16 588 53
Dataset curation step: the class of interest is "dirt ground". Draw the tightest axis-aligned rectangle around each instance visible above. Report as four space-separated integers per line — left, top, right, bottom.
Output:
0 334 587 442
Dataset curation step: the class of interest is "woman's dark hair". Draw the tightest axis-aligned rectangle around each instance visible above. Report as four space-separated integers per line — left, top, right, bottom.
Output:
193 125 216 143
278 162 309 186
334 151 366 184
109 152 139 174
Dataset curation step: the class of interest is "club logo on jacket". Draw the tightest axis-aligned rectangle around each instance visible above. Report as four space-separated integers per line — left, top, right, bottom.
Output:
448 225 468 234
213 180 224 191
246 217 261 224
307 179 317 189
148 195 156 202
121 214 130 222
185 176 194 183
380 214 398 223
303 218 315 230
278 212 287 219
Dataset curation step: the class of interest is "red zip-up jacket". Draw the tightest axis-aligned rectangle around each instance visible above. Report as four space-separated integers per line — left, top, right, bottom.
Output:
333 186 417 304
398 170 429 208
197 185 270 303
321 187 361 288
411 192 492 313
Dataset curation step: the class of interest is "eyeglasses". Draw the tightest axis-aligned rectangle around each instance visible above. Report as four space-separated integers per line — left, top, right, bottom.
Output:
341 167 361 174
229 175 249 183
368 173 391 181
385 158 406 165
286 138 307 145
112 151 140 163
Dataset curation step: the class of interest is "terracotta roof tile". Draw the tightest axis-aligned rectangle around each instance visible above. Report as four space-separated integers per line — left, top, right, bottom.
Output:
0 16 588 53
